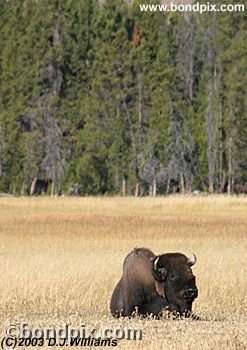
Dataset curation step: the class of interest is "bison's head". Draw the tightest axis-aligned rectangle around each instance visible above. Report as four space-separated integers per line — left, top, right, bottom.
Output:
152 253 198 317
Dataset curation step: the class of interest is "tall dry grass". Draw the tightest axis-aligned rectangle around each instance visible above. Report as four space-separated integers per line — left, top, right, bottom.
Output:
0 196 246 349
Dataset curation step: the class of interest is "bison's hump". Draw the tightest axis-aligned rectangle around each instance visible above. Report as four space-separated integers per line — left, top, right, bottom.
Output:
134 247 155 259
123 247 155 266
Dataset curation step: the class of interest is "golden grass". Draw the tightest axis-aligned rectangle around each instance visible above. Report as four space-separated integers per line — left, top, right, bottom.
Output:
0 196 246 349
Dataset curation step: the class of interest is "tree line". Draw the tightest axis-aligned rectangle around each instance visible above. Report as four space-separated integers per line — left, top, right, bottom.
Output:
0 0 246 196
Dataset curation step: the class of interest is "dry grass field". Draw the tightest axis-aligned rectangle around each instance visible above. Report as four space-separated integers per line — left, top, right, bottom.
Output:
0 196 246 349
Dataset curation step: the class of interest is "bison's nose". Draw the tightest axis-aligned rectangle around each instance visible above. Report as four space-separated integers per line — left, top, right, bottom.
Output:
184 288 198 300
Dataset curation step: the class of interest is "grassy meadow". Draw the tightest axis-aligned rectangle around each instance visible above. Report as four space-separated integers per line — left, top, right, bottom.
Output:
0 196 246 349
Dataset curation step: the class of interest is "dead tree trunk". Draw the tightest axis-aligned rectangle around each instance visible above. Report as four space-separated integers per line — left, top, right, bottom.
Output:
51 180 55 197
122 176 126 197
227 137 232 195
153 176 157 197
30 177 38 196
206 14 217 194
135 181 140 197
180 173 185 194
219 171 226 193
166 175 171 195
138 74 144 146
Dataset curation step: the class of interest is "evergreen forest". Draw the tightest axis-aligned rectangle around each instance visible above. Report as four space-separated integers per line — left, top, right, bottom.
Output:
0 0 246 196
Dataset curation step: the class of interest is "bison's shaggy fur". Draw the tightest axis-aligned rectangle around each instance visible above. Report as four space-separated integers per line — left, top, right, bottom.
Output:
110 247 198 317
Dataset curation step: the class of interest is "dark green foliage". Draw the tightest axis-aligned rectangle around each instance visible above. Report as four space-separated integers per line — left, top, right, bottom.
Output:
0 0 246 195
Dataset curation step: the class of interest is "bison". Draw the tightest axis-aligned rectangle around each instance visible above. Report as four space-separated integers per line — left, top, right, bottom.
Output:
110 247 198 318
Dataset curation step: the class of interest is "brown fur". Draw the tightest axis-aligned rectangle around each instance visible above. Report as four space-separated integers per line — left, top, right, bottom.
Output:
110 247 198 317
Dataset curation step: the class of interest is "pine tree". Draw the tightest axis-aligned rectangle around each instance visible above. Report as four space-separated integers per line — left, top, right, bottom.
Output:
76 0 133 194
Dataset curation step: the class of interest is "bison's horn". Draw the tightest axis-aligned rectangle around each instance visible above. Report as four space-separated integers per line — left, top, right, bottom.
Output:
188 253 197 267
153 256 160 270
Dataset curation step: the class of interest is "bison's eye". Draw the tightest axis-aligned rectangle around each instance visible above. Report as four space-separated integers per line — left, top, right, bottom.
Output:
168 273 178 282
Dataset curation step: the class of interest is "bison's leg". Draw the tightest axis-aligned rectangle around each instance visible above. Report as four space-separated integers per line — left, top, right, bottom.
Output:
139 296 167 316
110 280 125 317
110 279 143 317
